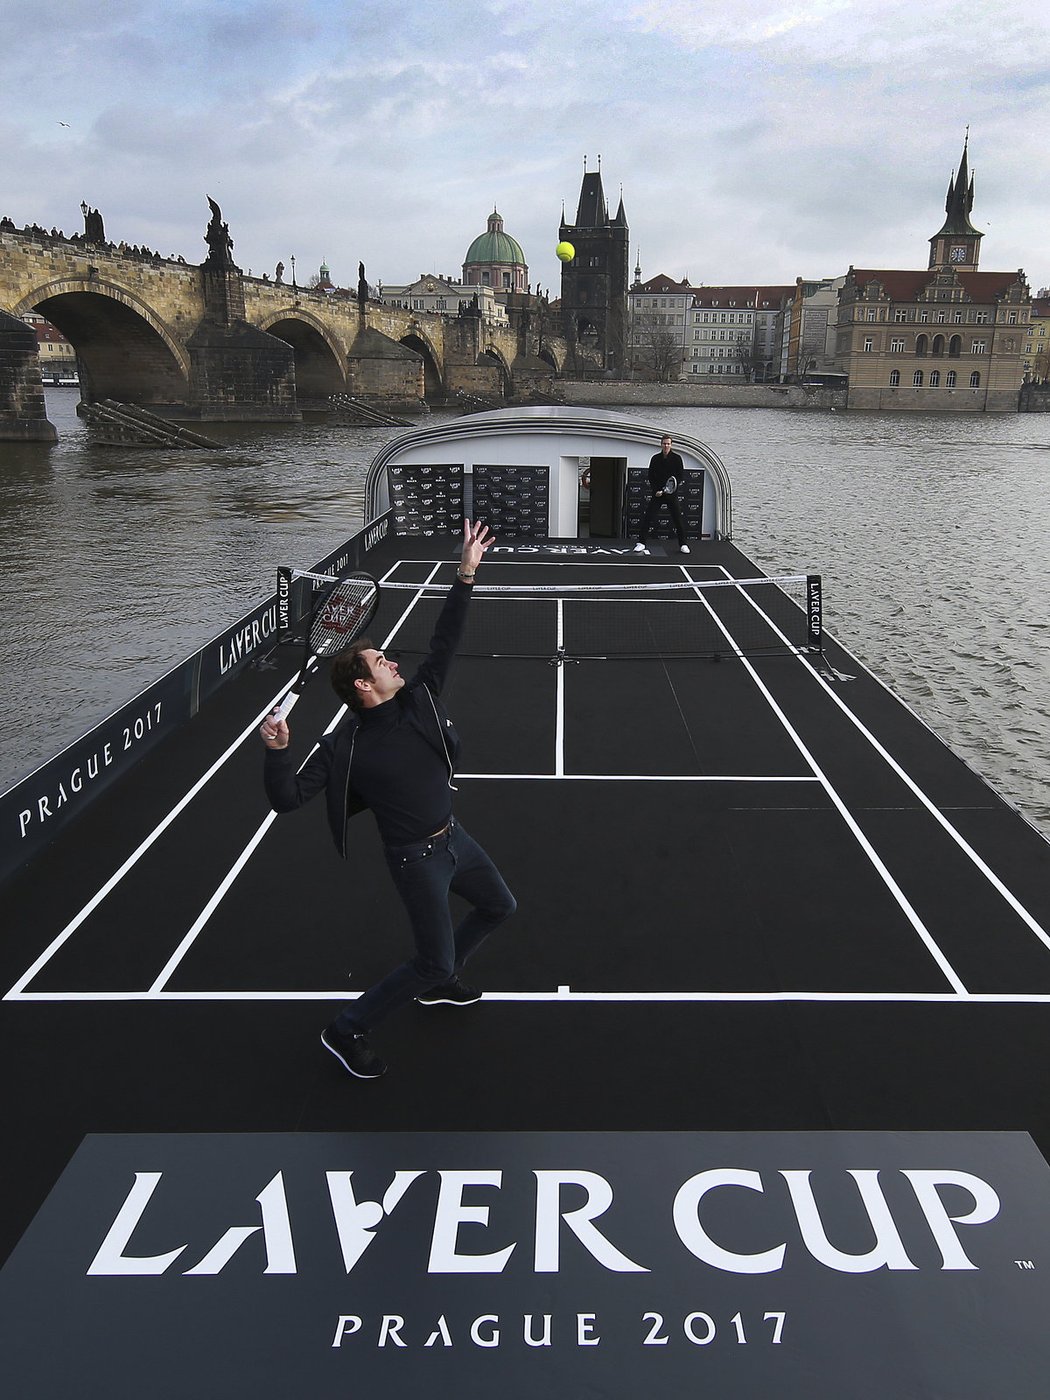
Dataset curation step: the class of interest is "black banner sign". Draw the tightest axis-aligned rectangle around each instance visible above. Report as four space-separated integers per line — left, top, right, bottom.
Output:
1 1131 1049 1397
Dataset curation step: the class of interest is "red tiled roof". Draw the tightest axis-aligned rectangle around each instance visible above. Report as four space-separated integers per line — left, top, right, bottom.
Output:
848 268 1023 302
689 284 794 309
637 274 691 292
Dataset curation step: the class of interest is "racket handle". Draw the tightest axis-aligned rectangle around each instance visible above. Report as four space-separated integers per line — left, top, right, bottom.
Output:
273 690 301 721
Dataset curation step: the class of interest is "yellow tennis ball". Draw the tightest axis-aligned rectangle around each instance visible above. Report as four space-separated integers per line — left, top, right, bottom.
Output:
555 241 575 263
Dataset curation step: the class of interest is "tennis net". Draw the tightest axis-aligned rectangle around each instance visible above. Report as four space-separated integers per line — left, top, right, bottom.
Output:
374 574 822 661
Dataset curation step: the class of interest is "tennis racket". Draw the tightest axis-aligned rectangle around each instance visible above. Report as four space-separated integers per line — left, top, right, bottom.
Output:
662 475 678 495
273 572 380 720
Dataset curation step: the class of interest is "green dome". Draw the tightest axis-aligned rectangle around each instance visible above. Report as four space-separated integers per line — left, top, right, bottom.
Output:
464 210 526 267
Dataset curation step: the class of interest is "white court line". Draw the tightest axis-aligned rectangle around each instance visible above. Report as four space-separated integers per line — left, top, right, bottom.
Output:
555 598 565 777
455 773 821 782
3 686 305 1001
13 988 1050 1005
717 565 1050 956
146 561 446 995
678 565 968 995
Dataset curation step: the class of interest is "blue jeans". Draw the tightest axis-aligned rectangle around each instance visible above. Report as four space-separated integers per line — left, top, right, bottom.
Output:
336 818 516 1034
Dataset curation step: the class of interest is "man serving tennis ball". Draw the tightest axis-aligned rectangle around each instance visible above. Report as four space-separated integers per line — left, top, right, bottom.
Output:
634 433 690 555
260 519 515 1080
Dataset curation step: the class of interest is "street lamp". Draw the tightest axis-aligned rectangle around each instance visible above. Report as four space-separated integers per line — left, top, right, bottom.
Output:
290 254 296 289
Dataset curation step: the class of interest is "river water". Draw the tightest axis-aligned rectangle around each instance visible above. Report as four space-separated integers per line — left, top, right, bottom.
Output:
2 391 1048 836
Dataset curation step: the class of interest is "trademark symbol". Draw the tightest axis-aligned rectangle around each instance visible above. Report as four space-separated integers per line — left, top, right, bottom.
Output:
1014 1260 1036 1270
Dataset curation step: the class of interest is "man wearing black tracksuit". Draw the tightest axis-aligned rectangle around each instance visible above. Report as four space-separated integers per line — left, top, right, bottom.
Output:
260 521 515 1080
635 433 690 554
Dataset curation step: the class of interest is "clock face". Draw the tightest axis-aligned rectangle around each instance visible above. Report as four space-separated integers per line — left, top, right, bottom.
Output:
949 245 967 263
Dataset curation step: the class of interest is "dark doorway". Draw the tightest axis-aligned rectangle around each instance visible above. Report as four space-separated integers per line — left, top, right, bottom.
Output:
580 456 625 537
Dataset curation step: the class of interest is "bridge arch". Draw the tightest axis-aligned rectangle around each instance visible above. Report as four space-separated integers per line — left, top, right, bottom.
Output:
477 345 511 396
13 278 190 404
258 308 346 401
399 331 443 399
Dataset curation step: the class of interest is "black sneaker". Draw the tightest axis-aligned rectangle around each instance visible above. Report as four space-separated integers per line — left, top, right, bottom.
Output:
415 977 482 1006
321 1023 387 1078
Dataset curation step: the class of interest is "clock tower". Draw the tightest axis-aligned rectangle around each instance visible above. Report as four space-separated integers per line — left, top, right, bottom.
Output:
928 135 983 272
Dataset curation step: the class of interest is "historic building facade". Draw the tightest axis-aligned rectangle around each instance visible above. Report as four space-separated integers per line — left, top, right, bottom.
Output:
835 140 1030 411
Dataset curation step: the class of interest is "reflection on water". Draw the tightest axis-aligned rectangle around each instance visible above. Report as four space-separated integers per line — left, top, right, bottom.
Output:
2 392 1048 835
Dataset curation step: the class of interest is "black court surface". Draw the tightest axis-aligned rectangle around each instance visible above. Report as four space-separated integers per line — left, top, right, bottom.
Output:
4 534 1050 1396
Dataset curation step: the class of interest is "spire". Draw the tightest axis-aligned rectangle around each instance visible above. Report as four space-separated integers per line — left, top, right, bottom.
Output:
935 132 981 238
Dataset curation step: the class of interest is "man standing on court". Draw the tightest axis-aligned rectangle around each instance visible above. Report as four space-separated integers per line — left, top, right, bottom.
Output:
259 520 516 1080
634 433 690 555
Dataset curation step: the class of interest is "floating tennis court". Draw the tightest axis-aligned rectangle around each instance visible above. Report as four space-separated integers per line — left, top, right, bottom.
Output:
6 542 1050 1012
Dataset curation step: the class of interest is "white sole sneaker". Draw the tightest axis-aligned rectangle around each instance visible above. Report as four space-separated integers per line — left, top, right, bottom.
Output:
633 543 648 553
679 545 691 554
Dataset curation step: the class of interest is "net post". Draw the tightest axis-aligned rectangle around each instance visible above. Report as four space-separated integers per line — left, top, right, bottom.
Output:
806 575 823 653
276 567 293 646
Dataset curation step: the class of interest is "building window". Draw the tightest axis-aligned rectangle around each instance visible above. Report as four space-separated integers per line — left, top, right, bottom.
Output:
975 311 989 324
946 370 957 388
863 337 874 352
919 310 929 323
889 370 900 386
915 334 928 357
971 340 987 355
913 370 923 386
970 371 981 388
948 335 962 358
868 310 877 322
953 310 962 322
890 338 905 353
894 309 908 322
1008 311 1018 324
929 370 940 387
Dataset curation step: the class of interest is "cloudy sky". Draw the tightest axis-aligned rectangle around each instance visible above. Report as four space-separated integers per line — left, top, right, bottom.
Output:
5 0 1048 292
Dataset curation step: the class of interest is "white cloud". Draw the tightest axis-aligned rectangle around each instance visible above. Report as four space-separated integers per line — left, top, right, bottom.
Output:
2 0 1048 290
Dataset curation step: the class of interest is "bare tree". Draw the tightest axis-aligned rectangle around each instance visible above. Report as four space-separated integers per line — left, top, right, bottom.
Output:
632 313 682 382
733 337 767 383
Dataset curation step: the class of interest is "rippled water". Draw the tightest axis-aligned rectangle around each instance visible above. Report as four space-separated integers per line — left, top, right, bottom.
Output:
2 392 1048 835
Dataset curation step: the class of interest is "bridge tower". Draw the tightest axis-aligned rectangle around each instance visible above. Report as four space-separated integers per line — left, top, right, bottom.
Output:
558 160 629 376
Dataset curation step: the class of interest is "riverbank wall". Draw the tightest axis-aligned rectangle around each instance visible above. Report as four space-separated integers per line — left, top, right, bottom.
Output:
554 381 847 411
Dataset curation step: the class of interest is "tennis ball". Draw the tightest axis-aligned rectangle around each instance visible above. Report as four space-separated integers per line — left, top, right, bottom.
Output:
555 241 576 263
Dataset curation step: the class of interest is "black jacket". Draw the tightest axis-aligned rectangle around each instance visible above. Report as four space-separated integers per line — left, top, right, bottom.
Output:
648 450 685 494
263 578 471 858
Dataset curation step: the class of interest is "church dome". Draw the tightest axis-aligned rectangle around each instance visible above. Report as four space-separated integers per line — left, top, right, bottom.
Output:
465 210 526 266
463 209 529 294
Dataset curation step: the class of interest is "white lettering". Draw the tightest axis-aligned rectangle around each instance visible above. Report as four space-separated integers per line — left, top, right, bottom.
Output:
577 1313 600 1346
19 808 31 838
326 1169 425 1271
428 1170 516 1273
642 1311 669 1345
87 1172 187 1275
782 1170 917 1273
684 1311 716 1345
424 1315 454 1348
183 1172 297 1275
332 1315 362 1347
471 1314 500 1347
378 1316 406 1348
523 1314 552 1347
902 1170 1000 1269
673 1169 786 1274
533 1170 647 1272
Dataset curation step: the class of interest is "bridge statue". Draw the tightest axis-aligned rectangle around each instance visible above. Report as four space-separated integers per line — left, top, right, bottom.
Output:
357 262 368 308
204 197 236 270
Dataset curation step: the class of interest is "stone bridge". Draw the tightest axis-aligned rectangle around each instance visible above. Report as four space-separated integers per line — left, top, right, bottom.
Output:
0 220 570 437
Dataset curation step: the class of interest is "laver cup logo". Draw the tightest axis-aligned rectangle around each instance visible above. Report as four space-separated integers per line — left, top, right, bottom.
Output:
3 1131 1050 1398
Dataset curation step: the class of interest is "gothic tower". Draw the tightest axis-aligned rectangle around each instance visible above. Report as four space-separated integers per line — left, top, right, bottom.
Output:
559 161 629 373
928 134 983 272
